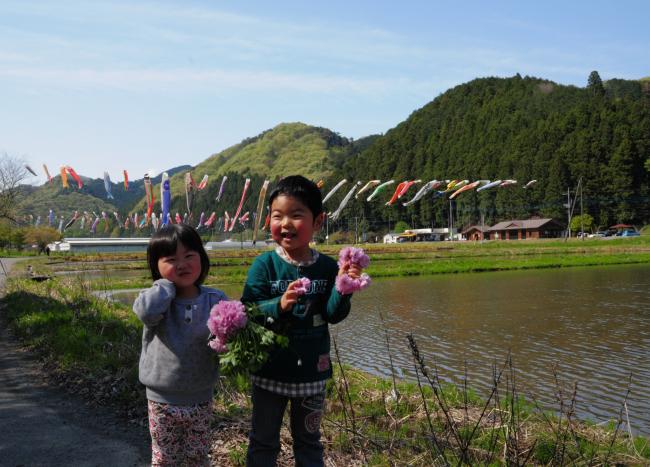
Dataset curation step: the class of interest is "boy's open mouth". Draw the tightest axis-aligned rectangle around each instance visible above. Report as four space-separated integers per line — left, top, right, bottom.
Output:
281 232 295 239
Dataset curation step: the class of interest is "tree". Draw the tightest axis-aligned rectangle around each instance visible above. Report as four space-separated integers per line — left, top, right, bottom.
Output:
0 154 31 223
607 135 635 222
570 214 594 234
645 158 650 172
23 226 61 253
587 71 605 97
393 221 410 233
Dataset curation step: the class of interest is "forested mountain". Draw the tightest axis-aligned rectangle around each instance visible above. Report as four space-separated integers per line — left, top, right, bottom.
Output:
15 73 650 237
325 73 650 232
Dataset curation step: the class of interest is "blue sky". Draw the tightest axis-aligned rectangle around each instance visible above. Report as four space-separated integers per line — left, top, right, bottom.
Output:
1 0 648 185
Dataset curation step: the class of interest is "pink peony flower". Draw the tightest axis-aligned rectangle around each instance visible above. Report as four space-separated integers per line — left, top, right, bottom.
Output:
293 277 311 296
337 247 370 269
358 272 372 289
208 335 227 353
207 300 248 340
335 272 372 295
335 247 371 294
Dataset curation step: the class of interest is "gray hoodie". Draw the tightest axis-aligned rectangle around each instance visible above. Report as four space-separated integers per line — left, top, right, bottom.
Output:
133 279 227 405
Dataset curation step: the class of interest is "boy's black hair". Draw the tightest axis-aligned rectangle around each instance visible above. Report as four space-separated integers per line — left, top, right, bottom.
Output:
146 224 210 285
268 175 323 219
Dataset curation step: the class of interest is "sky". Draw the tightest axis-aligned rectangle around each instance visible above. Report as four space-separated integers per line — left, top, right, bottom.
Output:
1 0 648 185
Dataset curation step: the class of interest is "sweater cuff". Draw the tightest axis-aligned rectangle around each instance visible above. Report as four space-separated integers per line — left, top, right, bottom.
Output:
153 278 176 299
327 288 351 317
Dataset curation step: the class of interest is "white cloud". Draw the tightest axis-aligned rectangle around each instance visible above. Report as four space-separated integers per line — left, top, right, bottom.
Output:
0 66 433 96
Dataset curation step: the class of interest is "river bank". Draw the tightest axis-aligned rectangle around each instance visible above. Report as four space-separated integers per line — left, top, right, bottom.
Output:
2 264 649 466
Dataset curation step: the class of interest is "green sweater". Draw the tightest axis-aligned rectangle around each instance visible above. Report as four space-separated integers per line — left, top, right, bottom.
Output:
242 250 351 383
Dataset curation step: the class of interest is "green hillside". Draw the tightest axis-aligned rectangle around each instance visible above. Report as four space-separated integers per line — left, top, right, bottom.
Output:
138 123 367 217
199 122 353 180
331 73 649 231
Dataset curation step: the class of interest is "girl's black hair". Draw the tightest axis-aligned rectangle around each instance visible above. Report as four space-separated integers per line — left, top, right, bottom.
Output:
147 224 210 285
268 175 323 219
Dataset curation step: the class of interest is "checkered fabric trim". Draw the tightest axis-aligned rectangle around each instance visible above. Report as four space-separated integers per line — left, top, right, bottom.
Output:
251 375 326 397
275 246 319 267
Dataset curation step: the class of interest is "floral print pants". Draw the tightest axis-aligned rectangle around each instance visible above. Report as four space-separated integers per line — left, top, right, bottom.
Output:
148 400 212 466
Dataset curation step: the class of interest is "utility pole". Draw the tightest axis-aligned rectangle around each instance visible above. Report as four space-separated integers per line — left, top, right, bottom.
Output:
481 211 485 244
580 180 584 241
566 188 572 240
448 199 454 241
354 216 358 244
325 215 329 245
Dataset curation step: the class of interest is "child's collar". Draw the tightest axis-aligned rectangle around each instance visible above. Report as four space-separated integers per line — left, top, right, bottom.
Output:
275 246 319 267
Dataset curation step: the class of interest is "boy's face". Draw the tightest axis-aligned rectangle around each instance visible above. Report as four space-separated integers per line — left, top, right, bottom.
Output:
270 194 323 260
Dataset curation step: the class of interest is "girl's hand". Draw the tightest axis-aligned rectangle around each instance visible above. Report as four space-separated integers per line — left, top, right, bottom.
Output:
280 280 301 312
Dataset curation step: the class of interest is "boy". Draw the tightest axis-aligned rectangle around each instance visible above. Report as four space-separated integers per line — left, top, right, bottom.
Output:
242 175 363 466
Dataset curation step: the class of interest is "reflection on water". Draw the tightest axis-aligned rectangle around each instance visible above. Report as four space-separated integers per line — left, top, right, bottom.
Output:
54 269 145 279
333 264 650 435
101 264 650 435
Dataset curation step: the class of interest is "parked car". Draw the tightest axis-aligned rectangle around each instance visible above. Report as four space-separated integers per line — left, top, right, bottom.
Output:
619 230 640 237
588 231 607 238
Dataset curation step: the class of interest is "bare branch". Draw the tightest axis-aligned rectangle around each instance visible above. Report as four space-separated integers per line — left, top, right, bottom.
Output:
0 153 30 223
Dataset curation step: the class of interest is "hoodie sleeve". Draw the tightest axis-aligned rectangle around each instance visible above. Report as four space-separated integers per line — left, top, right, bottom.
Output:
242 256 282 319
133 278 176 327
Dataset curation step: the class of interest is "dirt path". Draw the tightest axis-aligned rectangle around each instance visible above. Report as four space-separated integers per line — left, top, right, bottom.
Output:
0 258 151 467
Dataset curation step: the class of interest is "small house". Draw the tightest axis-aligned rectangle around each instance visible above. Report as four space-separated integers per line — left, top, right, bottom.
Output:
488 218 564 240
461 225 490 241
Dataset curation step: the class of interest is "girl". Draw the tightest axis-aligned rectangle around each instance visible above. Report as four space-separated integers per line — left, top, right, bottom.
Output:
133 224 226 466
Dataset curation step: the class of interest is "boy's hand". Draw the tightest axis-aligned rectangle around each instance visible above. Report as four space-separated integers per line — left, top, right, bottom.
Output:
279 280 302 312
338 263 363 279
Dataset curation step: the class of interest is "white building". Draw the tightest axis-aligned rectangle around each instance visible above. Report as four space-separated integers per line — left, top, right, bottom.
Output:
383 228 459 243
48 237 150 253
383 232 402 243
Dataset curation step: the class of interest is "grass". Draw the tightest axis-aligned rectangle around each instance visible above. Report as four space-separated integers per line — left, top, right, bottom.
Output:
2 275 143 389
31 236 650 292
2 269 649 466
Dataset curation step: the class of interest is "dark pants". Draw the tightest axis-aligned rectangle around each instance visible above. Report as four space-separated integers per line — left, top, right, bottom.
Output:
246 385 325 467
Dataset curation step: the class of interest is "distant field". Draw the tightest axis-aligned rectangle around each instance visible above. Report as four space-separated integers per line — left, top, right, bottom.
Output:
27 236 650 291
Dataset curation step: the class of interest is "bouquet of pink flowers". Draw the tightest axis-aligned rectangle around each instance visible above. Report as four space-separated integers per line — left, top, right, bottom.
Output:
207 300 288 376
336 247 371 294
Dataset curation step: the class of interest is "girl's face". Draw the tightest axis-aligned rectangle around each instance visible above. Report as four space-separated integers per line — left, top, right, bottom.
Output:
157 242 202 297
270 194 323 262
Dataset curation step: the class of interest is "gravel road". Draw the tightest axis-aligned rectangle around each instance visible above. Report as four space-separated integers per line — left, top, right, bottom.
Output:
0 258 151 467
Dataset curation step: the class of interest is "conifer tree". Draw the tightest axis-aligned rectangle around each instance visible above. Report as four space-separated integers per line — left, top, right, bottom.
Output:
587 71 606 97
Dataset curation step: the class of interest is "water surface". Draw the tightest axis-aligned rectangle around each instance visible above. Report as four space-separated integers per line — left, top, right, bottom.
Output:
101 263 650 435
333 264 650 435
